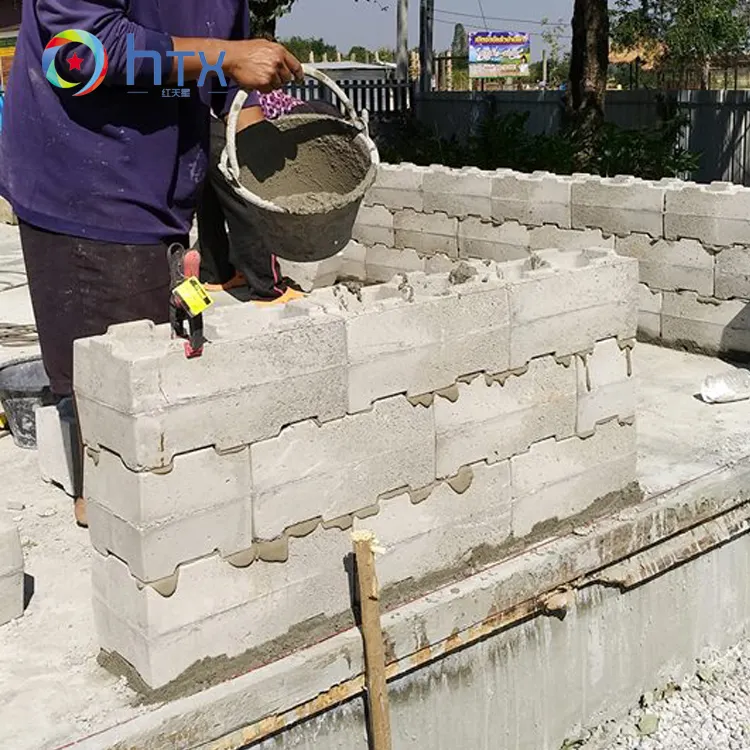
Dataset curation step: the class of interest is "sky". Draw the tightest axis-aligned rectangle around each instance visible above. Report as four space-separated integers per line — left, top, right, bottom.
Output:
277 0 576 58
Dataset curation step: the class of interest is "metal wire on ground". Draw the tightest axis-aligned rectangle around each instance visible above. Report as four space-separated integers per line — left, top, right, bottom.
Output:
0 323 38 347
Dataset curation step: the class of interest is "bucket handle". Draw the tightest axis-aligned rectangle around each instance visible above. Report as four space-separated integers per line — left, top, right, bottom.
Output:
222 63 369 189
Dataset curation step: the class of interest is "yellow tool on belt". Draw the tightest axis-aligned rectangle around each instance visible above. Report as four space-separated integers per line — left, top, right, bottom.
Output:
167 243 213 359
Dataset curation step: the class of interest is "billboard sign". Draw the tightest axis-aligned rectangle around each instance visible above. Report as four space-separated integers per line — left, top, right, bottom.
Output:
469 31 531 78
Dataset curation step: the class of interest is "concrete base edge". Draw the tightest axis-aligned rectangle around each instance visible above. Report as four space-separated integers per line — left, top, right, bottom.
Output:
61 460 750 750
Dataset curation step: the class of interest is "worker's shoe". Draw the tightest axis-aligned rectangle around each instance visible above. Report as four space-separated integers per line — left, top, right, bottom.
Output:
204 272 247 292
74 497 88 529
252 287 307 307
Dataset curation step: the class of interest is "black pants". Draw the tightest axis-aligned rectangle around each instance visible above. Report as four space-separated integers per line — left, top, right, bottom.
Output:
19 220 179 396
195 101 343 299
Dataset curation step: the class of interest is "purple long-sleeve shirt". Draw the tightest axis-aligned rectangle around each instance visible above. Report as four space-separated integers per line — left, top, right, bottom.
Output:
0 0 259 244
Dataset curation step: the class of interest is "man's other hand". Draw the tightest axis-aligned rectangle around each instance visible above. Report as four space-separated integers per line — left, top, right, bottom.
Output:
225 40 303 93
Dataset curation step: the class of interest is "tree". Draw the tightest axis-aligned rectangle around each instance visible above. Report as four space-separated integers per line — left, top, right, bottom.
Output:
611 0 750 88
248 0 297 38
348 45 370 62
451 23 468 59
566 0 610 153
282 36 338 62
540 17 571 87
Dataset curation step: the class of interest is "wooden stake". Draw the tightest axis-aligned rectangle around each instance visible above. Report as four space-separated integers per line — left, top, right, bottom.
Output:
351 530 393 750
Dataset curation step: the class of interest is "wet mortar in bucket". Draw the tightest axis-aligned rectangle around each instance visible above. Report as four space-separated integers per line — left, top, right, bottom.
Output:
233 115 376 262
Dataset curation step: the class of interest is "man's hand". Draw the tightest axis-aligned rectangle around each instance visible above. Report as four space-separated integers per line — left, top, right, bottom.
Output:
224 40 303 93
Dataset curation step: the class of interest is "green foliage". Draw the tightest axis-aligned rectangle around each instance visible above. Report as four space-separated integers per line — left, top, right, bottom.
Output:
611 0 750 72
347 45 370 62
380 105 699 180
451 24 468 59
281 36 337 61
248 0 297 37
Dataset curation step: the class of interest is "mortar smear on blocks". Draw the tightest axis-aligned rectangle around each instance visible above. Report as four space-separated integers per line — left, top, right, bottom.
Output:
74 242 640 695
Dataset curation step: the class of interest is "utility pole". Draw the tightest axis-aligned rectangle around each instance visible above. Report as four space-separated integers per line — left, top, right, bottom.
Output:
419 0 434 93
396 0 409 80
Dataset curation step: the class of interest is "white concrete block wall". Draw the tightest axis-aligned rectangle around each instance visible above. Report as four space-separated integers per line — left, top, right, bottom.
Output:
356 164 750 358
0 516 23 626
78 173 645 690
511 420 637 538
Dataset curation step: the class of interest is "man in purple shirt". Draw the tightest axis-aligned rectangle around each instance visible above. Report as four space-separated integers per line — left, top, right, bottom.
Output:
0 0 301 526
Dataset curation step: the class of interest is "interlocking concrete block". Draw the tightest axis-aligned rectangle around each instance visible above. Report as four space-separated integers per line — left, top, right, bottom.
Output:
328 267 510 412
434 357 576 479
638 284 662 341
85 446 252 582
458 218 530 262
615 234 714 296
665 182 750 246
715 246 750 300
92 524 353 689
491 171 572 228
423 167 492 219
661 291 750 356
365 245 426 283
0 516 23 626
364 163 425 211
0 197 17 225
36 398 81 498
278 241 367 291
528 225 615 252
393 209 458 257
511 421 637 539
252 396 435 540
352 204 395 248
75 309 348 470
576 339 634 435
353 461 512 588
505 248 639 368
571 175 665 237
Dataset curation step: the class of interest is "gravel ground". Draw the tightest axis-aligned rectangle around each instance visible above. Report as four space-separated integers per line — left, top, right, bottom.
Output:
573 640 750 750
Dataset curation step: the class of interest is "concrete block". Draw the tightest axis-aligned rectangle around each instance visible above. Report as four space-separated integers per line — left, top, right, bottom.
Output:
85 446 252 582
277 242 366 292
434 357 576 479
615 234 714 296
352 204 394 247
511 421 637 538
715 246 750 300
0 516 23 626
353 461 512 588
330 268 510 412
571 175 665 237
251 396 435 540
638 284 662 341
365 245 426 283
75 309 348 470
528 225 615 252
665 182 750 247
576 339 635 435
491 171 572 228
393 209 458 257
661 291 750 356
92 525 353 689
505 248 639 368
365 163 425 211
0 197 17 226
36 398 81 498
457 218 530 262
423 167 492 219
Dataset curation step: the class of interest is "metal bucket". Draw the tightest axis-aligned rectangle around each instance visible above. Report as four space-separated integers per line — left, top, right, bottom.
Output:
218 65 379 263
0 357 55 449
